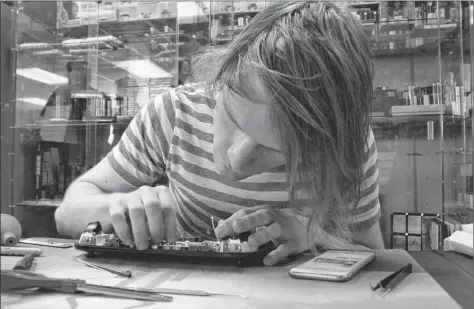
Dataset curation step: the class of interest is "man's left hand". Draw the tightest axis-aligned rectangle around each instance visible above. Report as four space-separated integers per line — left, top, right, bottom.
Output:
214 205 311 266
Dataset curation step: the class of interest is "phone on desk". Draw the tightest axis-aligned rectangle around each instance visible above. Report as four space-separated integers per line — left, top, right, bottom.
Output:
289 250 375 282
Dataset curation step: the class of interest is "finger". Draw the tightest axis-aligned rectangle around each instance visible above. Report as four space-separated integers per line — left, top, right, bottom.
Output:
162 206 178 243
156 186 179 243
263 243 292 266
233 209 274 234
139 187 164 244
109 199 134 247
247 222 283 250
215 205 270 238
214 211 245 238
127 195 150 250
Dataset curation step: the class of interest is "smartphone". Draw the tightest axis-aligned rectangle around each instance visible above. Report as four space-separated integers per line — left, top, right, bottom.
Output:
289 250 375 282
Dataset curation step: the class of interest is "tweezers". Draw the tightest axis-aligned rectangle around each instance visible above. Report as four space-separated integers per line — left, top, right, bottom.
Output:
370 263 412 297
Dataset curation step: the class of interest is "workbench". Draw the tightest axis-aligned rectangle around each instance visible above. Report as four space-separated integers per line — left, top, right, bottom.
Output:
1 240 472 309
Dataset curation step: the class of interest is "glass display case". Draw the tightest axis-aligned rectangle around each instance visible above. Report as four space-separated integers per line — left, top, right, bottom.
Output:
1 1 472 248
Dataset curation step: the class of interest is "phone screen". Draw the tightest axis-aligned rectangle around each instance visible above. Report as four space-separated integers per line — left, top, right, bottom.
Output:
289 251 375 281
312 252 366 269
295 251 374 274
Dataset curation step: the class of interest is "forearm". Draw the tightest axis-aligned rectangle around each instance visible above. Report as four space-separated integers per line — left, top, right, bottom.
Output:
55 181 124 238
317 223 384 251
317 230 369 251
294 207 383 250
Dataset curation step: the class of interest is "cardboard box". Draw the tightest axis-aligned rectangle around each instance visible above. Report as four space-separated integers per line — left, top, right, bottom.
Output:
158 2 177 18
138 1 160 20
57 1 81 28
57 1 117 28
81 1 118 25
243 2 266 12
212 2 233 14
118 2 139 22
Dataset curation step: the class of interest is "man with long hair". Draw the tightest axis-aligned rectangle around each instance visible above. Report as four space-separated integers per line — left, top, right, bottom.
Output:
55 1 384 266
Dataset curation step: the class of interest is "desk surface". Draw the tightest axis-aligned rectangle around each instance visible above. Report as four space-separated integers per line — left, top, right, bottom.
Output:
0 241 470 309
408 250 473 309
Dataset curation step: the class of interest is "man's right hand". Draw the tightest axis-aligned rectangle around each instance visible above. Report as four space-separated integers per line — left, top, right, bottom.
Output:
109 186 178 250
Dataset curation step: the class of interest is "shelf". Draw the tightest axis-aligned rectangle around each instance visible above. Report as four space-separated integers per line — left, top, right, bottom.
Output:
410 23 458 39
20 118 133 129
16 199 62 208
57 17 177 39
378 33 410 43
210 8 262 17
371 115 472 128
372 42 437 56
379 20 414 33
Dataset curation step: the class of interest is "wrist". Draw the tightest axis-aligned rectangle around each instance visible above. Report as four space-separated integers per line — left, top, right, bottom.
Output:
313 226 365 251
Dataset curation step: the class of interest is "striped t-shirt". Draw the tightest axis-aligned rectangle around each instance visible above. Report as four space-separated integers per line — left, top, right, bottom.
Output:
107 84 381 238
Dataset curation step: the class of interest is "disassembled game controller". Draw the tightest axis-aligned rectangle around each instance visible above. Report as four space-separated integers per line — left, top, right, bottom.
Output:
75 221 275 266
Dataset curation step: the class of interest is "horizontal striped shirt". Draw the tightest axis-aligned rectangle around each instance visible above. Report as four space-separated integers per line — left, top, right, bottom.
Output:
107 84 381 238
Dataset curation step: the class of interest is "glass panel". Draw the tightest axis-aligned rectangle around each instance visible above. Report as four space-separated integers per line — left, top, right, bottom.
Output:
1 2 17 216
209 0 234 46
439 1 473 227
208 1 266 46
13 1 70 236
177 1 211 85
6 0 472 240
364 1 443 246
11 1 178 237
468 1 474 213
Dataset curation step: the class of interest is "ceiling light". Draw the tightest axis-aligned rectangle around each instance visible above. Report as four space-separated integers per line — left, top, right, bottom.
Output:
113 59 172 79
16 68 68 85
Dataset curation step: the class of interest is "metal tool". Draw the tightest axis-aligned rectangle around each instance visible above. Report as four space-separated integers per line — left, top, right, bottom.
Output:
13 253 35 270
76 258 132 278
1 270 172 302
1 246 42 256
370 263 413 297
128 286 248 299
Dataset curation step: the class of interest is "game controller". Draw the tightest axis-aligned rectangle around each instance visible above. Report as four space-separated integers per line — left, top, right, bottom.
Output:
75 221 275 266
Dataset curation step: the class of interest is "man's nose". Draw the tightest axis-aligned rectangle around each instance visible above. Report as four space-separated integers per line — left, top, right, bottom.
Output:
227 131 258 173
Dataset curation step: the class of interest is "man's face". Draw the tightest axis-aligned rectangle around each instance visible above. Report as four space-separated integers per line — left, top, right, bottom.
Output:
213 74 285 181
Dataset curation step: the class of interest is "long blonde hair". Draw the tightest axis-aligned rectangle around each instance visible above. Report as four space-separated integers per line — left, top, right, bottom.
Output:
192 1 374 249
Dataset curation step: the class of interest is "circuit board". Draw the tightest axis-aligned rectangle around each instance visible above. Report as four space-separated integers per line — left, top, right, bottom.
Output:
75 221 275 266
